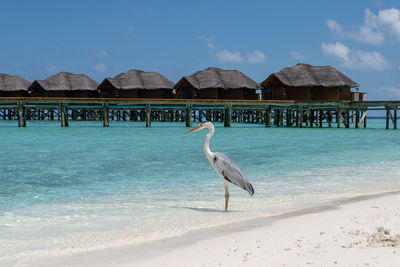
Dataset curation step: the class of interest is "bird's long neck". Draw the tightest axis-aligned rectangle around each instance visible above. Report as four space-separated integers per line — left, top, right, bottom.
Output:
203 125 214 159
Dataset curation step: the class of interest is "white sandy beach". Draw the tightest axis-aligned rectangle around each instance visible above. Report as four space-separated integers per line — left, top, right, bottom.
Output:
27 191 400 267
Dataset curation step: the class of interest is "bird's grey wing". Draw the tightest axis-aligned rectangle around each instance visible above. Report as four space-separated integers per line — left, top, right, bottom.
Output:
213 152 254 196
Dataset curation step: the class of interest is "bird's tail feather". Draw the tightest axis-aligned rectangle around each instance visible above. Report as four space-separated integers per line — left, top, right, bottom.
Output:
245 181 254 196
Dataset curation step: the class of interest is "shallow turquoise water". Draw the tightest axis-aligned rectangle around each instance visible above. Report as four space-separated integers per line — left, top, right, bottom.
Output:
0 119 400 263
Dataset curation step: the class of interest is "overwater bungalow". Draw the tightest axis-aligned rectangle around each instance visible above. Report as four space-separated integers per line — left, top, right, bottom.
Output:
28 72 99 97
0 74 30 97
261 63 362 101
98 70 174 98
174 67 260 100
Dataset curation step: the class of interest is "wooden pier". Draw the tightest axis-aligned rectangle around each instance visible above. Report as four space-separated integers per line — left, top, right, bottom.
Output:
0 97 399 129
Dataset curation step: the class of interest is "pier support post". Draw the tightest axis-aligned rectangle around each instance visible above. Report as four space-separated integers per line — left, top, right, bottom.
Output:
266 106 272 127
286 109 291 127
355 110 360 128
185 104 192 127
336 107 341 128
394 109 397 129
297 108 303 128
327 111 332 128
305 110 310 127
103 104 109 127
275 109 280 127
146 104 151 128
206 110 211 121
17 102 26 127
386 106 390 130
358 110 368 128
224 105 232 127
364 110 367 128
345 111 350 128
319 110 323 128
60 103 69 127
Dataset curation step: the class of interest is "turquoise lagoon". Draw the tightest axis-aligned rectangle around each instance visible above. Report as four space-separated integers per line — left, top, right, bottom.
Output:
0 119 399 264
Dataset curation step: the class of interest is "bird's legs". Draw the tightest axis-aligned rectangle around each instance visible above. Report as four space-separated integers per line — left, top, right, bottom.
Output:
224 180 230 212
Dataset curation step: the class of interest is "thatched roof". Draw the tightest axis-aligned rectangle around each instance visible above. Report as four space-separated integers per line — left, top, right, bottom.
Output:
102 70 174 90
32 72 98 91
175 67 260 90
262 63 359 88
0 74 30 91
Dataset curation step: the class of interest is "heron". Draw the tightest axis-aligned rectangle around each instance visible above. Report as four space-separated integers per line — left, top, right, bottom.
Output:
185 121 254 212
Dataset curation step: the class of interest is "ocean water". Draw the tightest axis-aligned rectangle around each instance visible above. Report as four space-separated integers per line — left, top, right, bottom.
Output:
1 119 400 264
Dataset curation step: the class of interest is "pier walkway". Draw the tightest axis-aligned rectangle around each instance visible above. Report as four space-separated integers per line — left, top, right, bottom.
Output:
0 97 399 129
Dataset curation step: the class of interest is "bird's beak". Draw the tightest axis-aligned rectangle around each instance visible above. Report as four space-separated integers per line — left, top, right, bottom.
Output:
185 125 202 135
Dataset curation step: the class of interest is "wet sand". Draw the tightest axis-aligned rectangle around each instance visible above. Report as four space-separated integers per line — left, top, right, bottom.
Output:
28 191 400 267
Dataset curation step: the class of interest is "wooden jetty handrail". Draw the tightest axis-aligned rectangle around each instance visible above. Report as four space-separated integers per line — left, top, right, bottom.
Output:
0 97 399 129
0 97 399 108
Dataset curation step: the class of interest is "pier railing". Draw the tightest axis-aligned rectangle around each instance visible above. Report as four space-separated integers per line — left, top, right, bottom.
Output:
0 97 399 129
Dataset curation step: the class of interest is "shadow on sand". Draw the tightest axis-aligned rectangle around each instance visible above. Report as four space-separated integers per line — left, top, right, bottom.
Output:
174 206 240 213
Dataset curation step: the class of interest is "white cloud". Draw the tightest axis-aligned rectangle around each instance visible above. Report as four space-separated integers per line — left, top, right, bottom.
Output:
247 50 265 63
326 18 383 45
96 50 107 57
128 26 135 34
115 47 128 53
326 20 343 33
198 35 215 41
370 85 400 99
381 86 400 97
326 8 400 45
321 42 390 70
87 49 107 58
198 35 217 54
321 42 349 61
45 65 59 72
208 42 216 50
290 51 307 60
121 26 135 37
366 8 400 40
93 62 107 72
216 49 244 63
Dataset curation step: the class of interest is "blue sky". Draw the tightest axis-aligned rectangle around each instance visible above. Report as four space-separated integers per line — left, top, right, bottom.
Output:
1 0 400 100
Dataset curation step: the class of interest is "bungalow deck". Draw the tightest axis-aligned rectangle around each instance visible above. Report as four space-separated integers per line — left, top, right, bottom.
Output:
0 97 399 129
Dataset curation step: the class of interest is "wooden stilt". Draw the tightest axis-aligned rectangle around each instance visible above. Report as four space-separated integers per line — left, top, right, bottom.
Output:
103 104 109 127
266 106 272 127
305 110 310 126
275 109 280 127
60 103 68 127
186 104 192 127
224 105 232 127
394 109 397 129
358 110 368 128
336 107 341 128
298 108 303 128
386 106 390 130
319 110 323 128
17 102 26 127
327 111 332 128
355 110 360 128
286 109 290 127
146 104 151 127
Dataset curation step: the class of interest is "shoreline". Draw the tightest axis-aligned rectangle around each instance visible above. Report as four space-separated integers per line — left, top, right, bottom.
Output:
24 189 400 267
